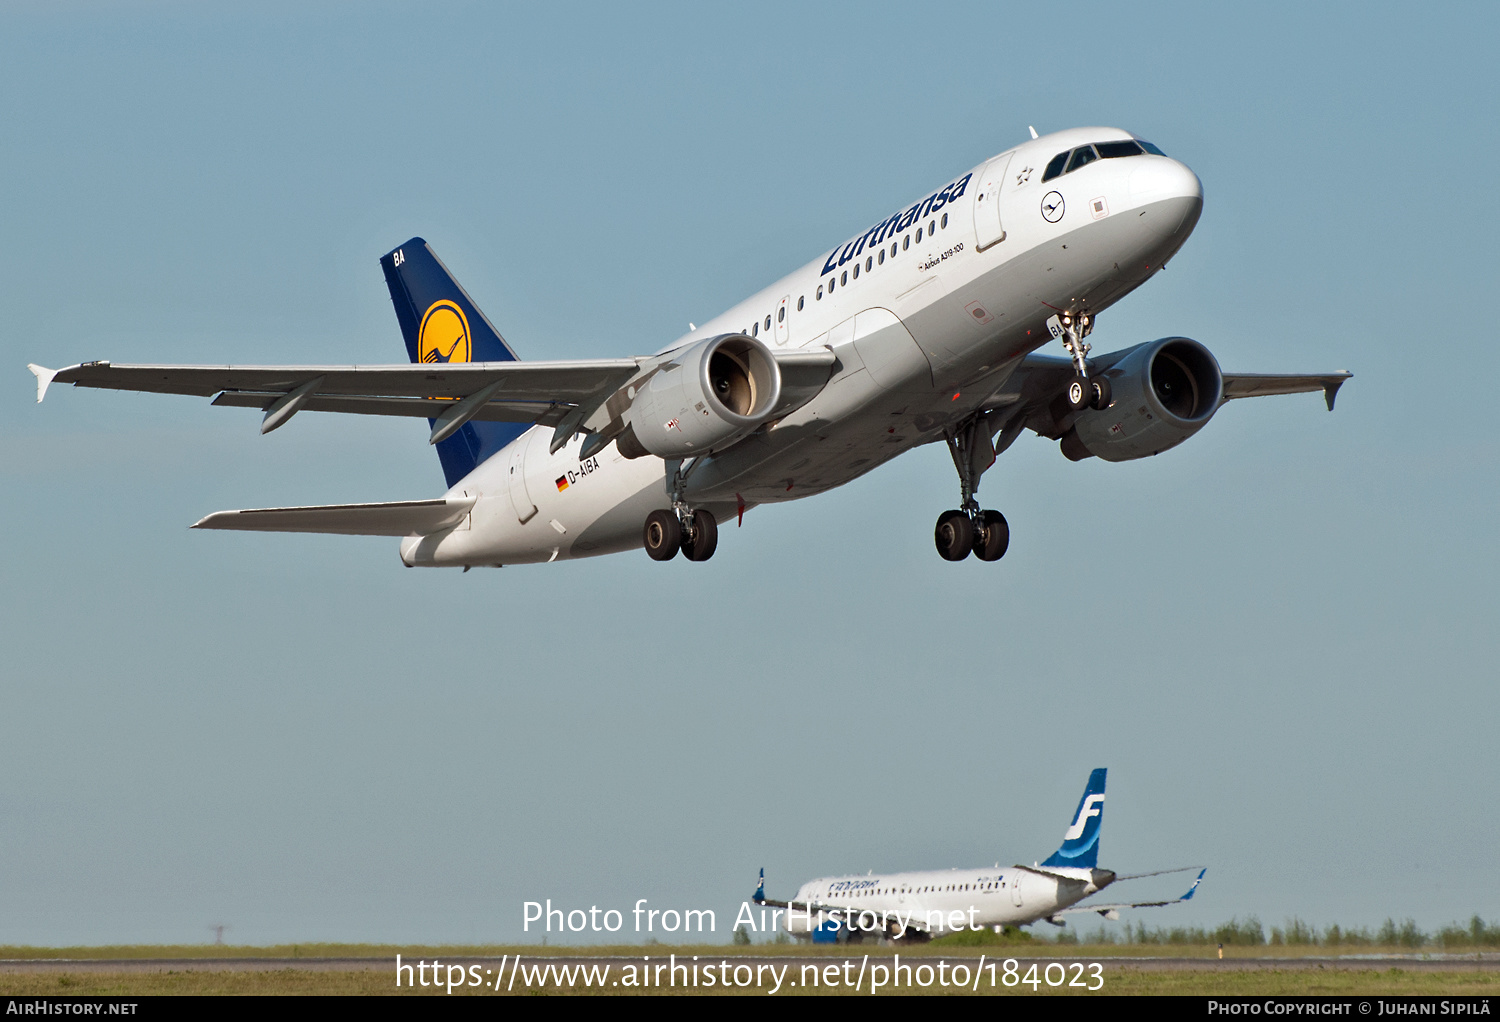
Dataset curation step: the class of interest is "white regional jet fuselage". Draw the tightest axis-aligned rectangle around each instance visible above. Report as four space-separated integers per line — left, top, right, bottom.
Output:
398 127 1202 567
779 863 1114 940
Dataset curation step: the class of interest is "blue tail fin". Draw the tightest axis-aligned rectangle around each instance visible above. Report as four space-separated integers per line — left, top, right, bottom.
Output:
379 238 528 487
1041 768 1107 869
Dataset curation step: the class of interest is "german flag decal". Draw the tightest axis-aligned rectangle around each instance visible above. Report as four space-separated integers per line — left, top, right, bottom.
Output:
555 476 569 492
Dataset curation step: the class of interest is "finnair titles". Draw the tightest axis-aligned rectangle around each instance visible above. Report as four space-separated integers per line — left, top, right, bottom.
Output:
30 126 1350 566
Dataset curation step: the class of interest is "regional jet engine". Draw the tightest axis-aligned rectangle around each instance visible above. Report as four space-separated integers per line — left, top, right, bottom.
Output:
616 334 782 459
1061 337 1224 462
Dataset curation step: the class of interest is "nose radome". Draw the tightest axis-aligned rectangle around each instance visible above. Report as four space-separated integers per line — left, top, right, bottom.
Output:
1130 158 1203 240
1129 157 1202 204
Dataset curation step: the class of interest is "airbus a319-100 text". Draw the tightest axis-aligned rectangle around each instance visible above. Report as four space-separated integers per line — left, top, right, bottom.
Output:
29 126 1350 566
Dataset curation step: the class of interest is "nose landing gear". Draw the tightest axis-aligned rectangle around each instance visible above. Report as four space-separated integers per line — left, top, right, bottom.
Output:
934 415 1011 562
1050 312 1111 411
643 457 719 562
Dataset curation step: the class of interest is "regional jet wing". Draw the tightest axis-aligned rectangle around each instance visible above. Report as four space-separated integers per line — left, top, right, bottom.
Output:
1052 868 1206 919
752 870 841 918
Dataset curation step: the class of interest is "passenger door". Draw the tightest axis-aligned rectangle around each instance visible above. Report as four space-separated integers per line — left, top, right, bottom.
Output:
972 153 1013 250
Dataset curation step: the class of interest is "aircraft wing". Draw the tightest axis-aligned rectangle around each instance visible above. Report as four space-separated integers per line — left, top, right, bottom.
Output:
29 359 645 429
29 347 839 448
752 870 844 923
987 353 1351 414
1052 868 1206 919
1221 372 1351 411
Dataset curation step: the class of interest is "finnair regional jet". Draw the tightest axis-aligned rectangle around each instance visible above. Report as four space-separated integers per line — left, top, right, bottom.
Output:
29 127 1349 566
753 769 1205 942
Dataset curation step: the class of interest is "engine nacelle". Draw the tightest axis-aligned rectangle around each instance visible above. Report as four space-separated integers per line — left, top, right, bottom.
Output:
1062 337 1223 462
616 334 782 459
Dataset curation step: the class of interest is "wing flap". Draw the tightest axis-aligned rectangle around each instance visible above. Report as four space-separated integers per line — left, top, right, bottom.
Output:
191 497 476 536
209 390 575 427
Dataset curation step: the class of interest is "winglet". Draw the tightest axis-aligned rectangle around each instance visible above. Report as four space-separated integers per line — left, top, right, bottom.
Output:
27 364 58 404
1323 377 1347 412
754 868 766 905
1181 869 1206 901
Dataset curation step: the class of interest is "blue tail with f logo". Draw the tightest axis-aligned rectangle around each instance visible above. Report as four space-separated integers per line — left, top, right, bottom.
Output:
379 238 528 487
1041 768 1107 869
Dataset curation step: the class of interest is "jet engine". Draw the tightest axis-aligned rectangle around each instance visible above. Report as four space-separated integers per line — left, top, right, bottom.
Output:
1061 337 1223 462
616 334 782 459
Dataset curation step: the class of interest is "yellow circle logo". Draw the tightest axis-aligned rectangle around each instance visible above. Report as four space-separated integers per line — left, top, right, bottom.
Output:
418 300 471 363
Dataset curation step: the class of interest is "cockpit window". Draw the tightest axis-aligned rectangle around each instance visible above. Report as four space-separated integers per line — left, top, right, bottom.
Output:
1095 140 1143 159
1043 151 1070 182
1044 139 1162 183
1065 146 1098 173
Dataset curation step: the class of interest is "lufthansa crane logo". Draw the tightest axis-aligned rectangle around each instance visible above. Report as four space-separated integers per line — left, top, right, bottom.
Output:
419 300 472 363
1041 191 1065 224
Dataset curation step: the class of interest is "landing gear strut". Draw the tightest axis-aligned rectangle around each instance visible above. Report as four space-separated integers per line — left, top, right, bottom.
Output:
643 458 719 562
935 415 1011 562
1050 312 1111 411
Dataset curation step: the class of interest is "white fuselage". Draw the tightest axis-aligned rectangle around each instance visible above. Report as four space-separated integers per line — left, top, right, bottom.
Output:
400 127 1203 568
783 863 1110 938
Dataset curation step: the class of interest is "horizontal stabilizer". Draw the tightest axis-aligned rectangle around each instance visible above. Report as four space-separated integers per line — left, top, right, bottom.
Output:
191 497 475 536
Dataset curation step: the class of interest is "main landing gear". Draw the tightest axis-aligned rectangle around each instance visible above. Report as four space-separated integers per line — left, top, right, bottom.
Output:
1050 311 1112 412
643 457 719 562
935 415 1011 562
643 507 718 561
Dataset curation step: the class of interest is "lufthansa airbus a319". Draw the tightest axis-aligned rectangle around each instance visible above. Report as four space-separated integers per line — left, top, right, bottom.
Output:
29 126 1350 567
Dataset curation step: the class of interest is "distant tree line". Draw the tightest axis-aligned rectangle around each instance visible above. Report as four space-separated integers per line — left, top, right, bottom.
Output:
1053 915 1500 948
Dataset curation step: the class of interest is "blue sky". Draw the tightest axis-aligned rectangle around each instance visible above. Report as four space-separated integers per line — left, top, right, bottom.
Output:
1 1 1496 944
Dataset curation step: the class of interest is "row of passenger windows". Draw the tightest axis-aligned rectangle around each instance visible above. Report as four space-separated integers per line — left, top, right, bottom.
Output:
1042 138 1166 183
829 879 1001 897
819 211 950 300
740 210 954 338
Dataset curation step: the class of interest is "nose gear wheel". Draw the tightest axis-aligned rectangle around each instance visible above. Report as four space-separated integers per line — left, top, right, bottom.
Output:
1052 312 1110 410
